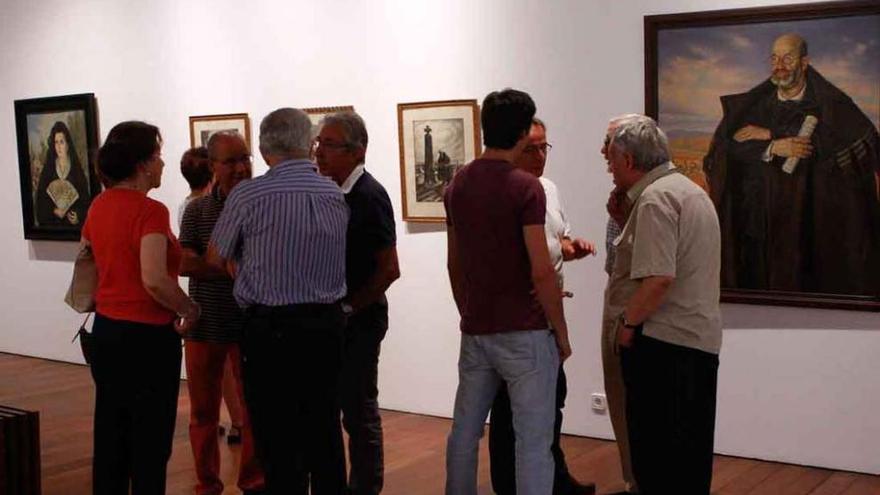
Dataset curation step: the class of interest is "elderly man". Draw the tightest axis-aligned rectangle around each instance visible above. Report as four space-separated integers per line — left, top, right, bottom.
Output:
487 117 596 495
445 89 571 495
210 108 349 494
704 33 880 295
180 132 263 495
315 111 400 495
603 116 722 494
600 114 642 495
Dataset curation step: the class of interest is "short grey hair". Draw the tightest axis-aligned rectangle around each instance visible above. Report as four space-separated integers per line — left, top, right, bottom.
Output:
532 117 547 131
607 113 643 135
610 115 671 172
206 131 246 160
259 108 312 158
320 111 369 164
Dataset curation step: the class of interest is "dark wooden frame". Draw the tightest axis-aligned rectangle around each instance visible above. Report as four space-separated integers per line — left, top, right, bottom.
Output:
188 113 251 150
645 0 880 311
397 99 481 223
15 93 101 241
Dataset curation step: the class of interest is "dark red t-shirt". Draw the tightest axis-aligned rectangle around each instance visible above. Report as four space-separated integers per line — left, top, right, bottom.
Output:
82 189 181 325
443 158 548 335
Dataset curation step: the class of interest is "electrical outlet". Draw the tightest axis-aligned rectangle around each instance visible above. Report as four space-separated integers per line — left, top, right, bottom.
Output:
590 393 607 413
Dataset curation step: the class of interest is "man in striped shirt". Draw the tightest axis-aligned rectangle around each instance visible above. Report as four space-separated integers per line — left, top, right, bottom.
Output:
180 131 264 495
209 108 350 494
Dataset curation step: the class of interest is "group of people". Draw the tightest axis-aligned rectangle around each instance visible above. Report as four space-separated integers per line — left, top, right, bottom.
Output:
80 90 721 495
82 108 398 495
442 90 722 495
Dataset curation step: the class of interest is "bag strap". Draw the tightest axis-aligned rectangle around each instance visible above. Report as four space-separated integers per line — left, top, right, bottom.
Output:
71 313 93 342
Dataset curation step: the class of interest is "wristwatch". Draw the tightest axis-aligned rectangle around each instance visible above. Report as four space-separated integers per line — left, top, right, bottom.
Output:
341 302 354 316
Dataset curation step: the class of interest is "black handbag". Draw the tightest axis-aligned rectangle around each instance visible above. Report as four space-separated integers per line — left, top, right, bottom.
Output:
71 313 94 364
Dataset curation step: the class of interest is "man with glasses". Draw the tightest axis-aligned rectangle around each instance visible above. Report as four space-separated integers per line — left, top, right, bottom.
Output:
179 131 264 495
315 111 400 495
704 33 880 296
488 118 596 495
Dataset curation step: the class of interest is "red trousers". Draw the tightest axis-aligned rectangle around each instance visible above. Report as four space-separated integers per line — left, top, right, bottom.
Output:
185 341 264 494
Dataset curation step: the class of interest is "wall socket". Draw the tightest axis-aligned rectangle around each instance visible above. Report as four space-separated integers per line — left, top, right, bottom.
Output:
590 393 607 413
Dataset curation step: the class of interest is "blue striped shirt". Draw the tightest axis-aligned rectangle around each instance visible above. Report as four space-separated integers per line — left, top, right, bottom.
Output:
210 159 349 307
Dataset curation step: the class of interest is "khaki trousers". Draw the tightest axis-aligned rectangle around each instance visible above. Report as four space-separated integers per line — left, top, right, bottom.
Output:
602 322 638 492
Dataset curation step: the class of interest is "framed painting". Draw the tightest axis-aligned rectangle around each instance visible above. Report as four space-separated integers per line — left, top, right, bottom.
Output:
15 93 101 241
646 0 880 311
189 113 251 150
303 105 355 156
397 99 481 222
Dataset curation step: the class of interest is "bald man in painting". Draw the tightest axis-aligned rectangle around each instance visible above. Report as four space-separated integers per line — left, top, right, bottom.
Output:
703 33 880 297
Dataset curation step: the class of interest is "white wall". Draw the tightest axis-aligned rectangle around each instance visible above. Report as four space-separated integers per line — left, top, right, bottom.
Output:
1 0 877 475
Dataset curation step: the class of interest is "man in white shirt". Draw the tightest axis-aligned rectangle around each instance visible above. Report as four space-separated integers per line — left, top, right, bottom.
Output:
488 118 597 495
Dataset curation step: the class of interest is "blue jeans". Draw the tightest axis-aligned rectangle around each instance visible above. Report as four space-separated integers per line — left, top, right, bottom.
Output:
446 330 559 495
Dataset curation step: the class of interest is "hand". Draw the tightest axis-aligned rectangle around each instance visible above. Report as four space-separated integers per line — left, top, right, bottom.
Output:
174 301 200 336
771 136 813 159
556 337 572 363
733 125 771 142
569 238 596 259
617 322 635 349
606 189 627 227
66 211 79 225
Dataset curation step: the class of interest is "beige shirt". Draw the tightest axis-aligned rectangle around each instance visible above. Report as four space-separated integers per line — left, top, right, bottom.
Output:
602 162 722 355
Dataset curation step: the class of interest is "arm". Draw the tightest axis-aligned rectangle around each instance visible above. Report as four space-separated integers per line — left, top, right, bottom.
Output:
180 246 230 279
140 233 200 334
561 236 596 261
205 243 237 279
347 245 400 312
446 226 466 316
616 275 674 348
523 224 571 361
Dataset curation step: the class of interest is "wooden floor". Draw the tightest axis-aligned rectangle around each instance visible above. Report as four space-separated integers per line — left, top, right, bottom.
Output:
1 353 878 495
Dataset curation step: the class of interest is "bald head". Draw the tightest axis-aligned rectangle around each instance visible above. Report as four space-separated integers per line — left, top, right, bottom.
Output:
773 33 808 58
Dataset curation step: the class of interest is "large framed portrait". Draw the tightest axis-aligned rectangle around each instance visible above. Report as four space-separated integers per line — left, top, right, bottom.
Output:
397 99 481 222
189 113 251 150
646 1 880 311
15 93 101 241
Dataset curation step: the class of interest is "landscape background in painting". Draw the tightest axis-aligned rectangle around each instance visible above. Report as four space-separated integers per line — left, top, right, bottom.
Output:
657 14 880 188
412 118 465 202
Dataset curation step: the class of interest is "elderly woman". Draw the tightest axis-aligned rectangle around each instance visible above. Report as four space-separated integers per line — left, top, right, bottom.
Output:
36 121 90 226
81 121 200 494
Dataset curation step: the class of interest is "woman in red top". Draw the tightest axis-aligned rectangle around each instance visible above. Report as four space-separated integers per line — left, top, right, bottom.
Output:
81 121 200 495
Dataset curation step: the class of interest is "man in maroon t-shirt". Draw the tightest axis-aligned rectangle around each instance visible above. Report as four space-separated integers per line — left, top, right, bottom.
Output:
444 89 572 495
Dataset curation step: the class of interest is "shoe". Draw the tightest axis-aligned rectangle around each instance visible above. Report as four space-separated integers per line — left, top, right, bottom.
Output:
227 425 242 445
558 476 596 495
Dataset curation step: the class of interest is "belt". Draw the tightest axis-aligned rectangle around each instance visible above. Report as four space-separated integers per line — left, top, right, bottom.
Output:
246 303 339 318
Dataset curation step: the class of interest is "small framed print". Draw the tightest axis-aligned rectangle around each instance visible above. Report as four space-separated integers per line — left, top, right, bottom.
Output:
397 99 481 222
189 113 251 150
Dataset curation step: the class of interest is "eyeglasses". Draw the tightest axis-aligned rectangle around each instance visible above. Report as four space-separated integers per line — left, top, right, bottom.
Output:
315 139 352 151
769 54 800 68
524 143 553 154
217 155 252 166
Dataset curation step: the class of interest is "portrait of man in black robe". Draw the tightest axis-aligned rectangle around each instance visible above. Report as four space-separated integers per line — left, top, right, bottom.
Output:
703 33 880 296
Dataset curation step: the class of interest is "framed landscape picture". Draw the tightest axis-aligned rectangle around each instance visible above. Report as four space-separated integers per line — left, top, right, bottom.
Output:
645 0 880 311
397 99 481 222
189 113 251 150
15 93 101 241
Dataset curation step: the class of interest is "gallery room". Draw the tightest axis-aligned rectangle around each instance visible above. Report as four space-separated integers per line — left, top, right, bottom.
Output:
1 0 878 493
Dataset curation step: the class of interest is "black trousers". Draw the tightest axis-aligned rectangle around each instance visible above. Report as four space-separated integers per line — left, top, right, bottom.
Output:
488 364 571 495
340 308 388 495
89 314 182 495
620 334 719 495
241 304 346 495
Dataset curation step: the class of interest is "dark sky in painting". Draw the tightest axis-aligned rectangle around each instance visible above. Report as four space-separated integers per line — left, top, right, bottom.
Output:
658 14 880 134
